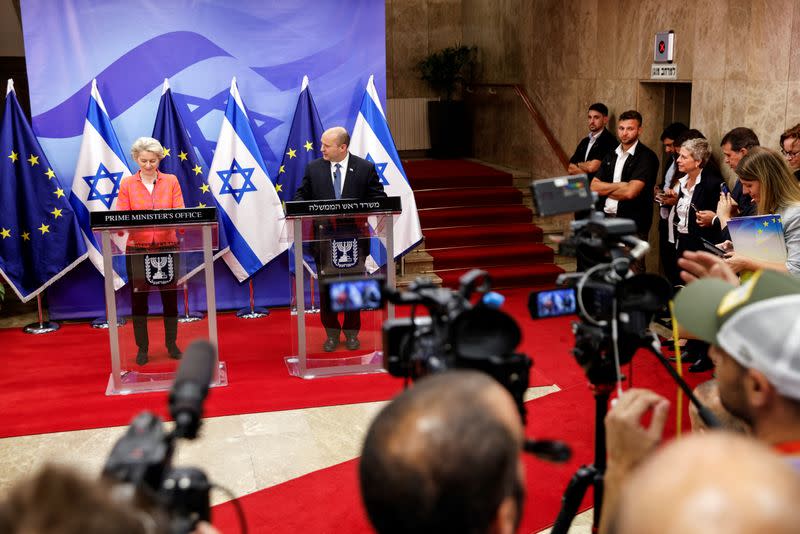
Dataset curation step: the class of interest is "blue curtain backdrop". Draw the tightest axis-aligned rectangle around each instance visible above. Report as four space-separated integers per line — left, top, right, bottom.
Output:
19 0 386 319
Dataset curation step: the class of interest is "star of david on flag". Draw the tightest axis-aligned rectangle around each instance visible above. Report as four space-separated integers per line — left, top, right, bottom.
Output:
350 75 423 267
0 79 88 302
217 159 257 203
208 78 287 282
82 163 123 209
68 79 130 289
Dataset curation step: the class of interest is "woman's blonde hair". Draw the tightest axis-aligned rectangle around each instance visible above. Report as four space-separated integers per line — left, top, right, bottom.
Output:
130 137 165 160
736 147 800 214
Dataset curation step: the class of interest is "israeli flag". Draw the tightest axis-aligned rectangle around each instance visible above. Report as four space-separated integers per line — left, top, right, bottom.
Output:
68 79 130 290
350 75 423 263
209 78 287 282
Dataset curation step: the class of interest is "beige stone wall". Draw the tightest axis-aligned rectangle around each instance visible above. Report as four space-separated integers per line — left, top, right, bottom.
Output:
386 0 464 99
387 0 800 178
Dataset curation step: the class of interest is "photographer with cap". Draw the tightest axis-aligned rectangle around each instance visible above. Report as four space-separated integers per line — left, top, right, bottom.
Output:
673 268 800 468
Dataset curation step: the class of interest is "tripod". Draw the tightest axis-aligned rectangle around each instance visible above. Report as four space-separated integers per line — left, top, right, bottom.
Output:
549 382 614 534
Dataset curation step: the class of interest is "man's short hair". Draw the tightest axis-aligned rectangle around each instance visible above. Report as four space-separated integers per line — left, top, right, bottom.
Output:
660 122 688 141
359 371 522 534
588 102 609 116
618 110 642 126
674 270 800 401
720 127 760 151
674 128 706 147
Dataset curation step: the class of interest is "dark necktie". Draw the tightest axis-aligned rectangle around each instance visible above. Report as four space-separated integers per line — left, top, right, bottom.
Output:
333 163 342 199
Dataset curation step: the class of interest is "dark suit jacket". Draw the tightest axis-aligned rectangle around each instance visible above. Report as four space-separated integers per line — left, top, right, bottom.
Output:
569 128 617 179
294 153 387 201
594 141 660 236
674 169 724 247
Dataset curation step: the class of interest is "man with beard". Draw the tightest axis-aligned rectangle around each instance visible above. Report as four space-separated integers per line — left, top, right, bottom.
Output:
673 269 800 469
359 370 526 534
590 110 659 242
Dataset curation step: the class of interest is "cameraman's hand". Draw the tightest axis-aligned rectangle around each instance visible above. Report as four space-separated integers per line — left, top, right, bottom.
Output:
599 389 669 534
191 522 221 534
605 388 669 474
678 250 739 285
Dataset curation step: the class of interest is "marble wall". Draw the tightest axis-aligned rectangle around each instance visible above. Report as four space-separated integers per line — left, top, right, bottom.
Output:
388 0 800 177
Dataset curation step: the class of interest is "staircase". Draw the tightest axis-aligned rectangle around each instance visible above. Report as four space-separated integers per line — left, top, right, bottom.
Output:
400 159 565 289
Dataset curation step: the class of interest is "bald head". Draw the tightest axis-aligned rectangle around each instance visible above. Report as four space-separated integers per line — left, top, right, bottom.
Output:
320 126 349 162
359 370 524 534
614 433 800 534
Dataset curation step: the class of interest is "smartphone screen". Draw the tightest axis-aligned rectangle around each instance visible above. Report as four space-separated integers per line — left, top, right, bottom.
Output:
326 277 385 312
528 288 577 318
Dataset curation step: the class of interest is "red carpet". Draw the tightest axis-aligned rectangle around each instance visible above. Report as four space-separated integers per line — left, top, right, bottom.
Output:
0 288 554 438
211 346 712 534
402 159 564 289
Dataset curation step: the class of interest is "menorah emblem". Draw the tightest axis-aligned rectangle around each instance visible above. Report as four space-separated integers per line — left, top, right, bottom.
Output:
331 238 358 269
144 253 175 285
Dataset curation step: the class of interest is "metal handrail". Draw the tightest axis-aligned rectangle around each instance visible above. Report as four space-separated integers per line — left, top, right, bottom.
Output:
467 83 570 169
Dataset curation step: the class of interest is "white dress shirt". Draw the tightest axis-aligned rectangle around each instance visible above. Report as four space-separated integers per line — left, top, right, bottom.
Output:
330 153 350 194
604 141 639 215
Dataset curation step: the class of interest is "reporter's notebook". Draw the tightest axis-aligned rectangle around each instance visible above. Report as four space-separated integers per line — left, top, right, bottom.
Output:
727 214 787 264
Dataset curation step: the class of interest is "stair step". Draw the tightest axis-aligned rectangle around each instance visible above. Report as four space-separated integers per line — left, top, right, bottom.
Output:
429 242 554 270
424 223 543 248
436 264 565 289
419 205 532 228
403 159 513 189
415 187 522 209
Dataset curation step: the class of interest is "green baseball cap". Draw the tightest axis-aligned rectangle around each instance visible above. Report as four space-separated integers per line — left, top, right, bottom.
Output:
674 270 800 345
674 270 800 400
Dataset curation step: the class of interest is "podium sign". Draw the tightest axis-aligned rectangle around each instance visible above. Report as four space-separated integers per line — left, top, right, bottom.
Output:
90 208 225 395
283 197 401 379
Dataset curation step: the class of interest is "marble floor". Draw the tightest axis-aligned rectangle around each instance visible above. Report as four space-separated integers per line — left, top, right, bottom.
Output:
0 309 592 533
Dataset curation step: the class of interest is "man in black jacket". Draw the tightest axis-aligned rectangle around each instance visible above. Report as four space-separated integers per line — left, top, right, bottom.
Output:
294 126 386 352
591 110 659 244
568 102 617 179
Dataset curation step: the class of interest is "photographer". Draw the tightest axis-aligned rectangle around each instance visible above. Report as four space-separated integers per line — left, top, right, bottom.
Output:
607 433 800 534
359 370 525 534
0 464 157 534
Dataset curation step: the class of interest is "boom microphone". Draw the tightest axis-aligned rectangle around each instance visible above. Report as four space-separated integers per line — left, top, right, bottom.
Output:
169 340 215 439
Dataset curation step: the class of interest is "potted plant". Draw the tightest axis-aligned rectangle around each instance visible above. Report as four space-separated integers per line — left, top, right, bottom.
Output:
416 45 476 158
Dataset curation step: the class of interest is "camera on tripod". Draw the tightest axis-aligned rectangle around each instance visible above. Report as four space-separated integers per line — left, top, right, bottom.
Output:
381 269 533 422
529 175 671 385
102 340 216 534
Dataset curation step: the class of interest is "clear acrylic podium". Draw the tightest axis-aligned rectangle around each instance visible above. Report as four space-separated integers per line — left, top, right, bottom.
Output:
283 197 401 378
90 208 226 395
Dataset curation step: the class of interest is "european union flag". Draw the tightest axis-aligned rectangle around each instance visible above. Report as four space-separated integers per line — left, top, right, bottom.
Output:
0 80 87 302
152 79 229 282
153 79 216 209
275 76 324 201
277 76 324 278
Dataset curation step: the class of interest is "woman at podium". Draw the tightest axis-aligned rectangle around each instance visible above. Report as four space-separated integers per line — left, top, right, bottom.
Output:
116 137 185 365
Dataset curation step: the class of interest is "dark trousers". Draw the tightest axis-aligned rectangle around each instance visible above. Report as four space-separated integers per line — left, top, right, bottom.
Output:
127 253 179 351
319 286 361 338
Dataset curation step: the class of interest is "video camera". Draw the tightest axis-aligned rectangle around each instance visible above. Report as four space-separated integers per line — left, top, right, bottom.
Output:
529 175 671 385
102 341 216 534
381 269 533 423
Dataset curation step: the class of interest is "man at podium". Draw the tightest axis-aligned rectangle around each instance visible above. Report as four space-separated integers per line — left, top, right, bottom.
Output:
116 137 185 365
294 126 386 352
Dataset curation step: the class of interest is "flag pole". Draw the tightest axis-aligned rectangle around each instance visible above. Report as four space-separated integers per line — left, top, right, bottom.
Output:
22 293 59 334
90 301 126 329
236 279 269 319
178 284 203 323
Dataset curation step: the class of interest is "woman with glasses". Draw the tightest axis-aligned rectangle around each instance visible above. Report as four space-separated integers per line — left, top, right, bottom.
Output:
779 124 800 181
